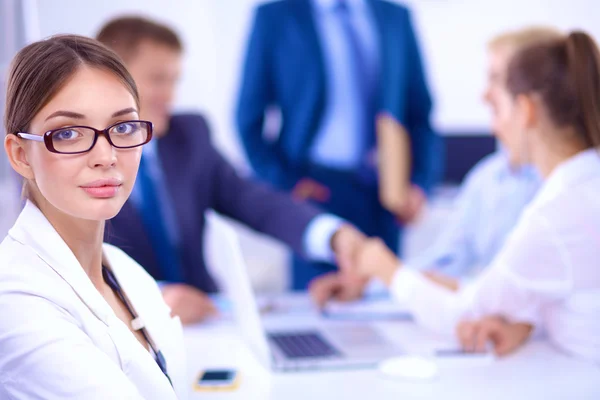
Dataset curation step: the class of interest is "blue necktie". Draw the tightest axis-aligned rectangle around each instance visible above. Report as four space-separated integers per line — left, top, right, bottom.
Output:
334 0 377 183
136 155 184 282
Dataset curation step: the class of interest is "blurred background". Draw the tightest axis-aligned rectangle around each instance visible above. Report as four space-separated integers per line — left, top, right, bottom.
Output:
2 0 598 291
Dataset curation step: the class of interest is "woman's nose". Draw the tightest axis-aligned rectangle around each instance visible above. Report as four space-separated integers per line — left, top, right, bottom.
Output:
88 135 117 168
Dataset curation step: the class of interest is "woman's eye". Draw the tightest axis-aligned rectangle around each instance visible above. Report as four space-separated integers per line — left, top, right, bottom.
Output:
54 129 79 140
113 123 136 134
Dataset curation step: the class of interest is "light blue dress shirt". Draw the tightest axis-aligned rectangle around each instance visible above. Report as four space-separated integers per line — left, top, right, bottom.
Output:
309 0 380 169
130 140 343 266
410 151 541 279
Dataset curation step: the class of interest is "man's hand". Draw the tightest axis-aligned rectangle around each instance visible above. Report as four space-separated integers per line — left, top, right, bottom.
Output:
457 316 533 356
394 184 426 224
309 272 369 308
292 178 331 203
330 224 367 273
161 283 217 325
354 238 400 285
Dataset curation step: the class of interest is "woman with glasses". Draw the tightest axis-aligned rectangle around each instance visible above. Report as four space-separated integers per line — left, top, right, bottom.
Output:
0 35 186 399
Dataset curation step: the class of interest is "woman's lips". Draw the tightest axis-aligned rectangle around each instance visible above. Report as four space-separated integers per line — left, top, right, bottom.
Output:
80 179 122 198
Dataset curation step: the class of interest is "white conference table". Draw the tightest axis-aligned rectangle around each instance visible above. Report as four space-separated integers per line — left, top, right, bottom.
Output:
183 294 600 400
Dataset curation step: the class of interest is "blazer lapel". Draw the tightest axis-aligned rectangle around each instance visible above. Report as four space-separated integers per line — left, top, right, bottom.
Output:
367 0 388 112
8 201 113 323
104 244 187 398
289 0 326 80
289 0 328 157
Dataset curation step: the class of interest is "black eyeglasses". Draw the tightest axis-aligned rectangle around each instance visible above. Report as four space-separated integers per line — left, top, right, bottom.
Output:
15 120 153 154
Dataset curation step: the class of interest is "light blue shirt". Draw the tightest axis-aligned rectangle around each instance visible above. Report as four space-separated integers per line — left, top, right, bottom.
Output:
130 140 343 266
410 151 541 279
309 0 379 168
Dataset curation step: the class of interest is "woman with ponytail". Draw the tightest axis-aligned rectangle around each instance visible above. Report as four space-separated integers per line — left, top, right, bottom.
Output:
350 31 600 363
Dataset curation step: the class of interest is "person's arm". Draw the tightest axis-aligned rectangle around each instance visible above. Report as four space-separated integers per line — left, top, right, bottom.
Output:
208 141 370 268
357 214 567 336
398 8 443 193
0 294 147 400
236 6 289 187
205 128 320 258
377 114 412 215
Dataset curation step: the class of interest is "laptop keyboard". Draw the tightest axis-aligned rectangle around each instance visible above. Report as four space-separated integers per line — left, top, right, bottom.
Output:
268 331 342 359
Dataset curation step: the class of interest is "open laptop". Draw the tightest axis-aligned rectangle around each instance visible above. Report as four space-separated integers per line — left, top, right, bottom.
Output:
205 213 405 372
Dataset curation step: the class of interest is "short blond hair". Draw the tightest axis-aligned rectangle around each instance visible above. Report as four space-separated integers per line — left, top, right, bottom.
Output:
488 26 564 54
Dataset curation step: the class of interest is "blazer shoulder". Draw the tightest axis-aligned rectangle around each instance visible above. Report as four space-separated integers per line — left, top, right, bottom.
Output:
0 238 49 281
379 1 410 13
169 113 210 133
0 238 74 307
255 0 294 16
252 0 299 30
378 1 411 20
167 113 211 144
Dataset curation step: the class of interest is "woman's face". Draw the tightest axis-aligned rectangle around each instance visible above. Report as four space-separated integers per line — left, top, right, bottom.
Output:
20 66 141 221
483 46 527 166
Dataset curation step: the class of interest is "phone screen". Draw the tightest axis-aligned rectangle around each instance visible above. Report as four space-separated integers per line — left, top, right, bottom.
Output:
198 370 236 384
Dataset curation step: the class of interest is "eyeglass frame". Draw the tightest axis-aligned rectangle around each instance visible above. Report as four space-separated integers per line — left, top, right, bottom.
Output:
13 120 153 154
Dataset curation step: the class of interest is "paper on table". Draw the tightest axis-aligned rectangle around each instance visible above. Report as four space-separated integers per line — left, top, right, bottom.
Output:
322 297 413 321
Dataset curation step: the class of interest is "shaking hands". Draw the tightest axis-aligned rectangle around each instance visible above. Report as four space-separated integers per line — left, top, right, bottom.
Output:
331 226 401 285
310 226 403 307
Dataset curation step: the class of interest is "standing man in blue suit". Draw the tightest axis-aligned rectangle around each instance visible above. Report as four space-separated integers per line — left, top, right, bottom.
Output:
97 16 367 324
237 0 442 290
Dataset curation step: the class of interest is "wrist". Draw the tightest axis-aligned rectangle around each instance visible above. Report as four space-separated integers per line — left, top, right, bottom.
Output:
376 261 401 286
330 228 341 253
330 223 351 253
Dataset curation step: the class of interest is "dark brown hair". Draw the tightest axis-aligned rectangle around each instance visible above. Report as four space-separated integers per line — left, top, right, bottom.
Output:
4 34 139 135
96 16 183 59
506 30 600 148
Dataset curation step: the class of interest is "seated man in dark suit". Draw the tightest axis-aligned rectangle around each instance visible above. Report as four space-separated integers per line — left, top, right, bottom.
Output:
97 16 366 325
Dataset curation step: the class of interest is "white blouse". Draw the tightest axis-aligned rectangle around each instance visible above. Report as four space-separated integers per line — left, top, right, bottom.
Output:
0 201 188 399
392 148 600 364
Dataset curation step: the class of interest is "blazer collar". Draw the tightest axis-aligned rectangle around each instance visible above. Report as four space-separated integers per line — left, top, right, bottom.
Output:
8 201 113 323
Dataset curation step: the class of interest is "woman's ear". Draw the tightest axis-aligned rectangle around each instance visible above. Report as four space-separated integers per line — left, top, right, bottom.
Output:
515 94 537 130
4 135 35 180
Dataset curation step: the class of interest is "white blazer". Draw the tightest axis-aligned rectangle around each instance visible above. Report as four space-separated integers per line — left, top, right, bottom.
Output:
0 201 188 399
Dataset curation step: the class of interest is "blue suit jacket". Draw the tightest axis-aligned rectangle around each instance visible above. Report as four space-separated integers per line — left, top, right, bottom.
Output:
236 0 442 192
106 114 320 293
